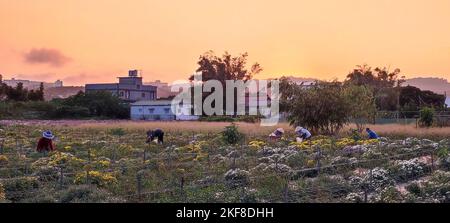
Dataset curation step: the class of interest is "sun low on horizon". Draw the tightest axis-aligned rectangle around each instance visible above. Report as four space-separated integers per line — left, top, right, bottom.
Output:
1 0 450 86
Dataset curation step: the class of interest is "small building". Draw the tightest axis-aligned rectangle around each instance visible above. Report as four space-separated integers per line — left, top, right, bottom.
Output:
54 80 63 87
85 70 157 102
130 100 199 121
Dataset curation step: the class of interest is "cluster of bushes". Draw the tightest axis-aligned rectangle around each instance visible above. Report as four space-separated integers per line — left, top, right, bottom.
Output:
0 91 130 119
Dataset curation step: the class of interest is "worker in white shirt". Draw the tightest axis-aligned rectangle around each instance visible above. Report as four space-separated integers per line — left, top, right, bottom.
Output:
295 126 312 142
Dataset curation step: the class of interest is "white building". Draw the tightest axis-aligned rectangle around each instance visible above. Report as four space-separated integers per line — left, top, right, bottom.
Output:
130 100 199 121
446 96 450 108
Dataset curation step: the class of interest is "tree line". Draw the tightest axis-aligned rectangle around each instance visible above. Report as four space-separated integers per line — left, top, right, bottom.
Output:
280 64 447 134
0 80 45 101
184 52 447 133
0 76 129 119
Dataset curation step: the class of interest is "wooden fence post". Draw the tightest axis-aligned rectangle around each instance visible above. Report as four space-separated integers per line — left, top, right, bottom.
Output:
430 151 435 172
143 147 147 164
316 147 322 175
283 175 289 203
136 173 143 201
365 169 373 203
0 139 4 154
167 146 172 168
59 166 64 188
180 176 186 202
86 149 91 184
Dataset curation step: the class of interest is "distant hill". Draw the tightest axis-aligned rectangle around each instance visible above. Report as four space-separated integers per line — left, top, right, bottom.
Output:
282 76 318 83
403 77 450 95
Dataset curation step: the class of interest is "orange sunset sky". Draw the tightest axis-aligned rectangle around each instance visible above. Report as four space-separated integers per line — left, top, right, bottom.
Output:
1 0 450 86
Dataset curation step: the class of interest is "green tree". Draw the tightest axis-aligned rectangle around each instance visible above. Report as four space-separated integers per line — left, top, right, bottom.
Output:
189 51 263 116
6 83 28 101
345 64 402 111
190 51 262 83
281 81 351 135
343 85 376 132
400 86 445 113
27 83 45 101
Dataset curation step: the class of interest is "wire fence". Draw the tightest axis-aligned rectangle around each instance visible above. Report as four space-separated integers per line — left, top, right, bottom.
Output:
0 125 447 203
0 143 442 203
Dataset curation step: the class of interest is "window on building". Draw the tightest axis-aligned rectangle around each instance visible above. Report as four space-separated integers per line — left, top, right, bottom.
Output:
138 108 142 112
164 108 170 114
119 91 124 97
148 108 155 114
137 85 141 89
142 93 145 98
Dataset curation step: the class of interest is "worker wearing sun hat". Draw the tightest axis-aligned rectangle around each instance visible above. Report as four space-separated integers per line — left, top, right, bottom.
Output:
295 126 311 142
36 130 56 153
269 127 285 141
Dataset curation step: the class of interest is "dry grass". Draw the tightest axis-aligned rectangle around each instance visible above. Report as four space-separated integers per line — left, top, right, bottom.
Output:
77 121 293 136
0 120 291 135
2 120 450 139
344 123 450 139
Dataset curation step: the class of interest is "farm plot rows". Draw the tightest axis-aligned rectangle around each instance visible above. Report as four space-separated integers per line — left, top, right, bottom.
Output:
0 125 450 203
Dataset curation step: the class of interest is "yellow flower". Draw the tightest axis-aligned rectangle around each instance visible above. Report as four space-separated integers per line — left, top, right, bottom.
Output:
248 140 266 150
358 139 379 145
0 155 8 165
0 182 5 201
290 141 313 150
193 152 208 162
46 152 85 167
306 159 316 168
335 138 356 148
176 168 186 174
63 145 72 151
94 160 111 168
74 171 117 186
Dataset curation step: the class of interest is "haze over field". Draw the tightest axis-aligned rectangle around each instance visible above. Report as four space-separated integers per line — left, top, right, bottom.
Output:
1 0 450 85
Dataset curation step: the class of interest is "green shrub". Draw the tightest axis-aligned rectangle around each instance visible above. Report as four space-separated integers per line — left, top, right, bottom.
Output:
1 177 39 201
59 185 123 203
378 186 403 203
406 183 422 196
419 107 434 127
50 105 91 118
221 124 244 145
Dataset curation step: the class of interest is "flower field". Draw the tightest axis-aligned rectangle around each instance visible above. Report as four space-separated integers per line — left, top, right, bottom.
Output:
0 122 449 203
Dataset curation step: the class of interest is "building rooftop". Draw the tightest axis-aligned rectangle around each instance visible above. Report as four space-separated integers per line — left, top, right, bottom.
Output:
131 100 173 106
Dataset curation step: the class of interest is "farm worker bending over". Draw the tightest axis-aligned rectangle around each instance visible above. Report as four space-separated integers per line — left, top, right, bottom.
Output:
295 126 311 142
146 128 164 144
36 130 56 153
366 128 379 139
269 128 285 141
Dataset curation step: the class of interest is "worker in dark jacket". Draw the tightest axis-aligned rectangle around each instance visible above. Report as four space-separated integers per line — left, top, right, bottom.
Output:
36 130 56 152
366 128 379 139
146 129 164 144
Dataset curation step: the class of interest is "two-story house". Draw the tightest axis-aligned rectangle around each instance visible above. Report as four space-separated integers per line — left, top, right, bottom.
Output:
85 70 157 102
